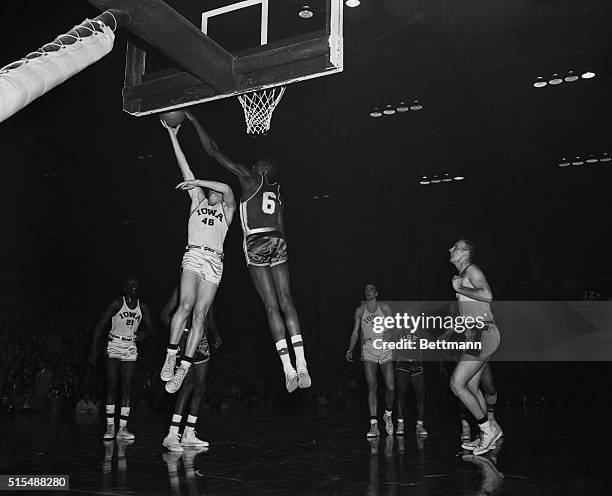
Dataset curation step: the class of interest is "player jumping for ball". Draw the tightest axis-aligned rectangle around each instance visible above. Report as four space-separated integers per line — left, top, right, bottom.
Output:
159 119 235 394
185 112 310 393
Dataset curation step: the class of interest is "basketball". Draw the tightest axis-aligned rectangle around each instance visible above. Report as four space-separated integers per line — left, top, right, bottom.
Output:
159 110 186 127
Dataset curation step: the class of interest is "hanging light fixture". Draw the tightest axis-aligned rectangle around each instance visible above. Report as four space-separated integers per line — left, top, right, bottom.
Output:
410 100 423 110
369 107 382 117
600 152 611 162
581 70 596 79
298 5 313 18
346 0 360 7
571 156 584 166
558 157 570 167
564 70 579 82
585 154 599 164
396 101 409 112
383 104 396 115
549 74 563 85
419 176 430 185
442 173 453 182
533 76 547 88
453 176 465 181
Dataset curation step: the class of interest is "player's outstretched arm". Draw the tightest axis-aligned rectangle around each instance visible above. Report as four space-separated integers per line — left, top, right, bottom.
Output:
186 111 255 181
89 299 121 363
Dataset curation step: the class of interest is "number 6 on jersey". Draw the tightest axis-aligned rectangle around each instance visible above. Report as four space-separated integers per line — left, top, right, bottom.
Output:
262 192 277 214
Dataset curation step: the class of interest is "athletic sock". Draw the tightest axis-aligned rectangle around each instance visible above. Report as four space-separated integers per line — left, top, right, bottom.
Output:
384 409 392 417
477 416 490 431
416 420 424 426
166 344 179 354
397 418 405 423
119 407 130 428
105 404 115 426
180 357 193 370
275 339 295 373
486 400 497 420
370 416 378 424
183 415 197 437
169 414 181 435
290 335 307 370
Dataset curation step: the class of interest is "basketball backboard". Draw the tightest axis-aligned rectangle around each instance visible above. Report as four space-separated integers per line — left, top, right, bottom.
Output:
87 0 343 116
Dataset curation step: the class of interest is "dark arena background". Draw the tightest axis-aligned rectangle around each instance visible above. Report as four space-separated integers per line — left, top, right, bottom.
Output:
1 1 612 495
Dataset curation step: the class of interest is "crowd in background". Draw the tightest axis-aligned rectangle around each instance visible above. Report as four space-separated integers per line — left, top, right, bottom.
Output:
2 290 611 420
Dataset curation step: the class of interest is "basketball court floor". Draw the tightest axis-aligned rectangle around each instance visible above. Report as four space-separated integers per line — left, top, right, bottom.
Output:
2 405 610 495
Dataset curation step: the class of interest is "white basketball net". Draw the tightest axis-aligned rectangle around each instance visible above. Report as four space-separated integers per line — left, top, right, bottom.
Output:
237 86 286 135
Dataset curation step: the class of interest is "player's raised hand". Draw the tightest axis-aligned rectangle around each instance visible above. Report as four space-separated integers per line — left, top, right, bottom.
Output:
160 118 181 135
175 180 197 190
345 350 353 362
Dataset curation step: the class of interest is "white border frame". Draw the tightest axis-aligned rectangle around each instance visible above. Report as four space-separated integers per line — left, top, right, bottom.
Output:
201 0 269 46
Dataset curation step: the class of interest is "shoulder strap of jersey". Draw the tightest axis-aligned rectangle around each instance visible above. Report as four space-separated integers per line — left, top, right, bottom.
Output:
459 263 472 278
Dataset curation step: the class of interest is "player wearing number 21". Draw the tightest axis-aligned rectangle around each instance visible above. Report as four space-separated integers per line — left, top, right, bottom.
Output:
185 111 311 393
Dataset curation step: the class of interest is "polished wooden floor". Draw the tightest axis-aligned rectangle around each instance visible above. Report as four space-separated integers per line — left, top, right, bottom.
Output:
0 406 609 495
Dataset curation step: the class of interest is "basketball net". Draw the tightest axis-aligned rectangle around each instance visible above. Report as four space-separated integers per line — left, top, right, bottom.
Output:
237 86 285 135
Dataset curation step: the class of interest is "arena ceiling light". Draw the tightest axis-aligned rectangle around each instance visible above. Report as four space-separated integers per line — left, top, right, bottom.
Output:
572 156 584 166
383 104 396 115
396 101 409 112
369 106 382 117
533 76 547 88
345 0 360 7
558 157 570 167
581 71 596 79
601 152 611 162
585 154 599 164
549 74 563 85
442 173 453 182
419 173 465 185
453 176 465 181
419 176 431 185
410 100 423 111
564 71 579 82
298 5 313 19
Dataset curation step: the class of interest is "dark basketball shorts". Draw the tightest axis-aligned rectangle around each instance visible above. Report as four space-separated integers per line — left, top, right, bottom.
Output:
396 360 424 376
464 323 500 360
243 230 288 267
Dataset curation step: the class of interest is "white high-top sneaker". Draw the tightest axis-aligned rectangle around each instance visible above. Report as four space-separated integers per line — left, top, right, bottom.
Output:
162 433 184 452
160 352 177 382
103 423 115 441
165 366 188 393
181 430 210 447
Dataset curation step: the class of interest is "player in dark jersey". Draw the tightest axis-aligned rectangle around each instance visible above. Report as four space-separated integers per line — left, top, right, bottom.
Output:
185 111 310 393
160 286 221 451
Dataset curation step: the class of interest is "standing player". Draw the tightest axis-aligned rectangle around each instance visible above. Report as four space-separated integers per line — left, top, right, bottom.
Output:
160 286 221 451
346 284 395 437
89 277 155 441
448 239 503 455
185 112 310 393
159 121 235 394
395 304 428 437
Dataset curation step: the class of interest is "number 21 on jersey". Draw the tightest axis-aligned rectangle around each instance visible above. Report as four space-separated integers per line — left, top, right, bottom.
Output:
262 192 276 214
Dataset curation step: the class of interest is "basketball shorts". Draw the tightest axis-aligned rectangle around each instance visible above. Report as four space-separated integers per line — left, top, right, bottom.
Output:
396 360 424 376
182 247 223 286
243 230 288 267
107 334 137 361
464 324 500 360
362 341 394 364
179 330 210 365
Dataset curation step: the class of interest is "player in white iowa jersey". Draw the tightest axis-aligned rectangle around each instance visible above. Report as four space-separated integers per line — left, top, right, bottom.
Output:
185 112 310 393
346 284 395 438
159 120 235 396
89 277 155 441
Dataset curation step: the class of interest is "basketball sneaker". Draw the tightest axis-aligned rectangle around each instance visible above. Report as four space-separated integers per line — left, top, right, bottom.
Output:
102 424 115 441
472 423 502 456
163 433 184 452
383 411 394 435
366 421 380 438
285 369 299 393
166 365 188 393
416 421 428 437
160 352 177 382
396 419 405 436
116 426 135 441
297 368 312 389
181 430 210 448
